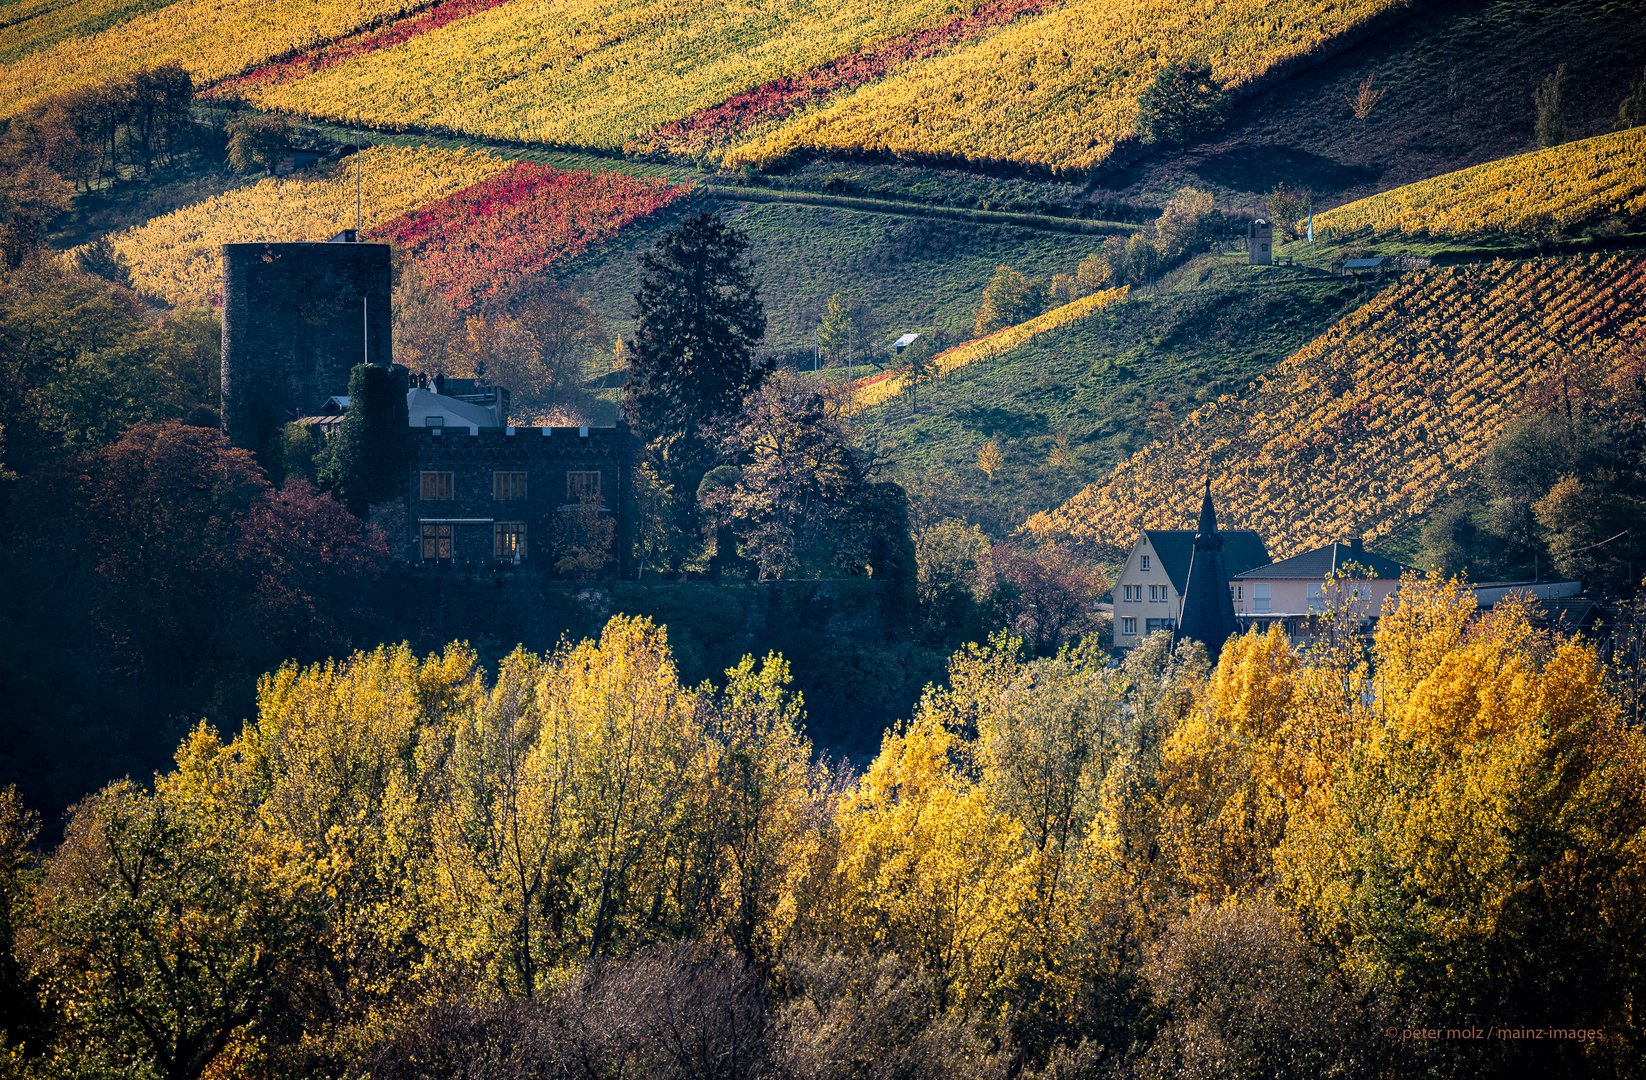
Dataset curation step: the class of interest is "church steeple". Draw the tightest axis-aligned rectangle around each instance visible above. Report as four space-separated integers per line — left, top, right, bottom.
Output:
1196 477 1219 537
1177 479 1240 662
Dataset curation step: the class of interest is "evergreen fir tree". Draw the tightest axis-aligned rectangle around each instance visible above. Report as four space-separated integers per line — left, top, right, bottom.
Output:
318 364 409 514
623 212 768 557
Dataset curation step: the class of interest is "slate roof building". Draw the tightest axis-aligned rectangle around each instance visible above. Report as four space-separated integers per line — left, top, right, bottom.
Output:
1174 481 1243 661
300 380 637 578
1233 538 1408 637
1111 486 1270 652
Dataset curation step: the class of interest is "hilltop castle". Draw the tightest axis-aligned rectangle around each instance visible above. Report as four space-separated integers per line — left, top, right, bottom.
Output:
220 234 636 578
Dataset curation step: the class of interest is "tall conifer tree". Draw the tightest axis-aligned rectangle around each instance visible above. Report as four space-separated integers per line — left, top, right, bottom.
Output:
623 212 768 557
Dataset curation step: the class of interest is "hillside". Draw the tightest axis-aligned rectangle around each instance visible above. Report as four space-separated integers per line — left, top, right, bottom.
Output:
1 0 1415 175
852 263 1362 533
95 145 512 306
1026 252 1646 558
0 0 426 118
0 0 176 65
1314 124 1646 240
1093 0 1646 211
560 196 1107 354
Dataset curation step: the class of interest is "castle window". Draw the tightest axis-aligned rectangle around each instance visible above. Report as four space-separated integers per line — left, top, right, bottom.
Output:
420 522 453 561
567 470 601 501
494 471 527 501
420 471 454 501
1121 616 1137 636
494 522 526 562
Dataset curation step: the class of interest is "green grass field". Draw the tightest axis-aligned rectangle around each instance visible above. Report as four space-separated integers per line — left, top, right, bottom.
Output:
560 195 1097 355
851 259 1365 534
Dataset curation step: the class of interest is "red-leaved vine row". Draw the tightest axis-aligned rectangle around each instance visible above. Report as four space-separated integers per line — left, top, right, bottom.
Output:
631 0 1062 157
208 0 517 97
372 162 688 310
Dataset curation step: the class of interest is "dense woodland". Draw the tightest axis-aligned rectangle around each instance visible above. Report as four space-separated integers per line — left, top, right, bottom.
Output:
2 581 1645 1079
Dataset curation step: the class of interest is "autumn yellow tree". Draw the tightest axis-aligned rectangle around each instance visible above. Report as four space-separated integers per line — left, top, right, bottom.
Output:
424 648 581 998
1278 576 1646 1074
805 709 1033 1016
702 653 814 962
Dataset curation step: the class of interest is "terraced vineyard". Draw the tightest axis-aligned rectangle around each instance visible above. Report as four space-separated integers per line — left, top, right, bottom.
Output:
0 0 424 118
1025 253 1646 557
375 162 686 310
51 0 1409 174
1315 125 1646 240
95 144 693 311
724 0 1408 171
97 145 508 306
239 0 1014 152
0 0 177 65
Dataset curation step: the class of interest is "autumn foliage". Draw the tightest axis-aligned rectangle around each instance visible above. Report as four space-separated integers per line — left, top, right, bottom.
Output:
1316 124 1646 240
207 0 517 99
629 0 1060 159
1028 253 1646 557
8 576 1644 1078
98 144 507 307
723 0 1406 171
374 162 688 311
0 0 425 120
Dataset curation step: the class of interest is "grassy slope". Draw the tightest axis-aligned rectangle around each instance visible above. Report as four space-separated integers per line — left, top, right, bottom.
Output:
1027 252 1646 559
850 257 1362 534
1093 0 1646 211
559 196 1086 354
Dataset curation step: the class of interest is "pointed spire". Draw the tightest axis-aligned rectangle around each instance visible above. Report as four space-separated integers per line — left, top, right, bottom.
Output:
1196 477 1218 539
1177 478 1239 662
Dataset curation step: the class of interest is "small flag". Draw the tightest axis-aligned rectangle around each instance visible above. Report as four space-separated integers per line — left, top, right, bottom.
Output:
1307 212 1314 244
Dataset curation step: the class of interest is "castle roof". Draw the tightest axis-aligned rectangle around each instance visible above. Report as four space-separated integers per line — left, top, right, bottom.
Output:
407 387 501 430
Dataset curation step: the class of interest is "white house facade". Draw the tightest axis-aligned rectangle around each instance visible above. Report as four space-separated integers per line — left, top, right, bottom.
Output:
1112 527 1270 649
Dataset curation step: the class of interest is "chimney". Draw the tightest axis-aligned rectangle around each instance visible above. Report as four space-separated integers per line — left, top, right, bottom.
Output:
433 372 445 396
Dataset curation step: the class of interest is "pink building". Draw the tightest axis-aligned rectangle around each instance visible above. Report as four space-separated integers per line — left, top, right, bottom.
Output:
1232 538 1407 637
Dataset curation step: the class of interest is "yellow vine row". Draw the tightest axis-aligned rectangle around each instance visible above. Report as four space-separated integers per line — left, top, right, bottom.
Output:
1314 126 1646 240
1025 254 1646 557
240 0 999 152
0 0 425 119
91 145 507 307
848 286 1127 414
724 0 1406 172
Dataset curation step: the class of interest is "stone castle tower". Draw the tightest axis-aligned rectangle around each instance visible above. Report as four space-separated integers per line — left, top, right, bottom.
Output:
219 236 392 462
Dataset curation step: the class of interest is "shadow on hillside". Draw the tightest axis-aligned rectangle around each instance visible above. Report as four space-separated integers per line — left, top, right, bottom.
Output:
1191 145 1380 196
